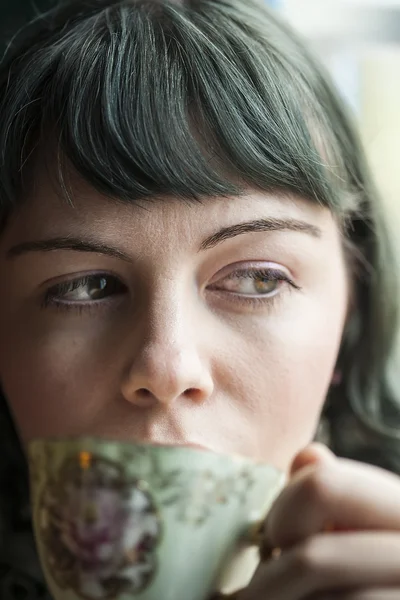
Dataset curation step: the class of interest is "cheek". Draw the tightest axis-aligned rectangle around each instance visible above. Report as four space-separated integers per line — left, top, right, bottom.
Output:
0 317 119 444
216 294 346 469
0 259 348 470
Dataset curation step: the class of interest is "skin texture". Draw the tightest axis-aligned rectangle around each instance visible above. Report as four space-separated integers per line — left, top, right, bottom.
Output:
0 164 348 472
2 167 400 598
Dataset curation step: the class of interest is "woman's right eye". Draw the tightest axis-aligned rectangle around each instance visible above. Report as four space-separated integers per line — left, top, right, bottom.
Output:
43 274 127 308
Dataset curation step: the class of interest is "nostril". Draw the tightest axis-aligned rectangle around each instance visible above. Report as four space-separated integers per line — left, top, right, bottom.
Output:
184 388 204 402
138 388 152 397
133 388 157 407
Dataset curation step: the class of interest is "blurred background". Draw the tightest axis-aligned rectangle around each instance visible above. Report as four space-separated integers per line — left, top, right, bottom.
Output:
282 0 400 234
0 0 399 226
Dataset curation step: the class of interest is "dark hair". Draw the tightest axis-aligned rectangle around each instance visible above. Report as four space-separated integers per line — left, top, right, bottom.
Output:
1 0 400 596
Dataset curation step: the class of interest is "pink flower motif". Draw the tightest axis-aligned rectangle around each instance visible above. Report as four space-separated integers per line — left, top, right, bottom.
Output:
61 485 129 573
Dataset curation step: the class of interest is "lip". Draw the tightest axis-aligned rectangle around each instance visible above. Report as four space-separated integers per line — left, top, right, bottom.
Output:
179 442 213 453
148 441 214 453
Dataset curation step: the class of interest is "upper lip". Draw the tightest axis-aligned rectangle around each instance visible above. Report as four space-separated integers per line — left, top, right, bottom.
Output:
139 439 215 453
179 442 212 452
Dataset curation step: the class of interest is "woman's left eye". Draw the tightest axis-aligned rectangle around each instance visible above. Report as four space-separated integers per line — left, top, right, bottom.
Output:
208 267 299 302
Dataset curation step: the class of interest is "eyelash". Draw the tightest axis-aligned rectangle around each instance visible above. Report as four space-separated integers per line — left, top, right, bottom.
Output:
210 267 300 308
41 274 125 313
41 267 300 313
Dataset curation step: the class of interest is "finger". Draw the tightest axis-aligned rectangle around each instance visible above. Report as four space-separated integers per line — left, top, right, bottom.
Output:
240 532 400 600
258 443 336 559
311 590 400 600
265 457 400 549
290 443 336 477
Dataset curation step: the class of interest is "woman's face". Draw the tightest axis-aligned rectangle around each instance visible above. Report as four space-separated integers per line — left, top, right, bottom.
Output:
0 164 349 471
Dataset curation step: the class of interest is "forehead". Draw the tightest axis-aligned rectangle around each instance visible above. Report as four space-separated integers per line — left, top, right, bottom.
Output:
5 161 334 243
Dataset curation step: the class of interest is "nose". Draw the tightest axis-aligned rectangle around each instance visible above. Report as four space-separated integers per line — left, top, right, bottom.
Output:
120 305 214 408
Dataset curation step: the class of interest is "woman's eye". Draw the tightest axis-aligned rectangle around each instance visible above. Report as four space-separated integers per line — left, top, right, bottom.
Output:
208 267 298 300
44 274 127 306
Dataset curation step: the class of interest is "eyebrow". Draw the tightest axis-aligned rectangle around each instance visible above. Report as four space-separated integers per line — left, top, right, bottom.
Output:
7 238 132 261
7 217 321 260
199 217 321 251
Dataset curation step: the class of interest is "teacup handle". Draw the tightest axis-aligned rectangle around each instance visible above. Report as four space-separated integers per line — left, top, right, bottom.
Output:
245 518 338 562
245 519 282 562
246 519 264 546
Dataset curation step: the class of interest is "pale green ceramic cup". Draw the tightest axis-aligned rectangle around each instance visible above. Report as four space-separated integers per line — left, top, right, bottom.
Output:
28 438 285 600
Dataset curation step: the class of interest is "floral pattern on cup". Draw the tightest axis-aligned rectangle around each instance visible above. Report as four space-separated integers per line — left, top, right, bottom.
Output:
36 453 162 599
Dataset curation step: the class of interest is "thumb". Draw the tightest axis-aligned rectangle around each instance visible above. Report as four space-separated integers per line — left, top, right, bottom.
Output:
290 442 336 478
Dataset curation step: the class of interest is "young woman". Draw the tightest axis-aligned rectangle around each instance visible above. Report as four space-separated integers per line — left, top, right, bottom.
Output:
1 1 400 598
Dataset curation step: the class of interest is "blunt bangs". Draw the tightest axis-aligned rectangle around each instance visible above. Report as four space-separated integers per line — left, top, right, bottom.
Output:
0 0 358 217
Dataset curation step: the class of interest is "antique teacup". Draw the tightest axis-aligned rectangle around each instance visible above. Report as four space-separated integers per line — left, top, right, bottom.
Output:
28 438 285 600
